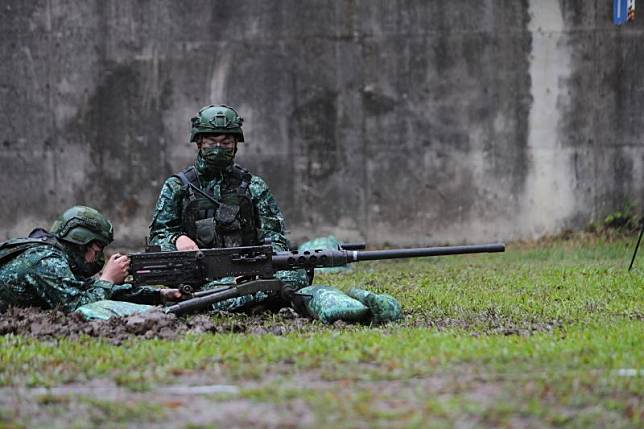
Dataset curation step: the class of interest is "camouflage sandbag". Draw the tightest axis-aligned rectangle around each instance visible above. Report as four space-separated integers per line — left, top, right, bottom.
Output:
75 300 155 320
297 285 369 324
298 235 352 274
347 288 403 324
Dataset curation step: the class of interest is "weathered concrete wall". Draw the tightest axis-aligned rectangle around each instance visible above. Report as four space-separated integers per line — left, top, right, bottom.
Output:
1 0 643 247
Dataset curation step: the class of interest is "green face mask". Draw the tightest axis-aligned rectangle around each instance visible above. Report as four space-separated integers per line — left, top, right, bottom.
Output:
67 245 105 279
196 147 235 174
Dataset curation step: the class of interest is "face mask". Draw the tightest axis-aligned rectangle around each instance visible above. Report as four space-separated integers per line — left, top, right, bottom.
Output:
68 247 105 279
203 146 235 167
196 147 235 174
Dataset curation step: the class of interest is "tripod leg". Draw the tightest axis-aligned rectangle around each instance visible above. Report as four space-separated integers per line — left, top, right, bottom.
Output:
628 223 644 271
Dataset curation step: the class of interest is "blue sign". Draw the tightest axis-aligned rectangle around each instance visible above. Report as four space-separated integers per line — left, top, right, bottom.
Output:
614 0 636 25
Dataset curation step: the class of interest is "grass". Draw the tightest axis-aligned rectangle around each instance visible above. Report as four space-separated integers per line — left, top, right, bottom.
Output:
0 233 642 428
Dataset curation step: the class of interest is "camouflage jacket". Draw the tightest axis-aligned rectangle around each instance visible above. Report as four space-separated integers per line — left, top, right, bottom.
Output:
149 163 308 288
0 244 161 313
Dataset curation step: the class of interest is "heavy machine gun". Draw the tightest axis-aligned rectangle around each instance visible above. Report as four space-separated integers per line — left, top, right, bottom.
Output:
130 242 505 315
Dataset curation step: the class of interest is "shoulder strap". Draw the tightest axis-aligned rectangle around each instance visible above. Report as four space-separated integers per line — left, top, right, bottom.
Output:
233 164 253 197
0 230 63 265
173 165 204 204
173 165 222 207
173 165 200 190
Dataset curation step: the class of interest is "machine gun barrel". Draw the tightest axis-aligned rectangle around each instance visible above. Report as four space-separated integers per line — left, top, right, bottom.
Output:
271 242 505 271
356 242 506 262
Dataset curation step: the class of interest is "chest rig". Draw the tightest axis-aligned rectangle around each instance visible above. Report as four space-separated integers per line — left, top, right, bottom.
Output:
175 165 259 249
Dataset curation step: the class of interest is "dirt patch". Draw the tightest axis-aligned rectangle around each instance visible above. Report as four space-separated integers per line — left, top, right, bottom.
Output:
0 369 501 429
0 305 564 344
1 379 313 429
0 306 315 344
408 312 564 336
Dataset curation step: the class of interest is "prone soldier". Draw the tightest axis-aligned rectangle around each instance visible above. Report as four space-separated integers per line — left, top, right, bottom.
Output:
0 206 180 313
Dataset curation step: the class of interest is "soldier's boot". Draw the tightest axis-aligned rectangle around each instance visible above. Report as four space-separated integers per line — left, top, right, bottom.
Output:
347 288 402 324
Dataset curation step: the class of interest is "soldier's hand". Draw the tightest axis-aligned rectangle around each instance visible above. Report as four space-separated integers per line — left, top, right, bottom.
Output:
160 288 182 302
100 253 130 284
176 235 199 251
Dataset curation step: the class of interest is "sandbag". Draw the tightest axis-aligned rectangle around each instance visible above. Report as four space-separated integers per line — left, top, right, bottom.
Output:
297 285 369 324
75 300 155 320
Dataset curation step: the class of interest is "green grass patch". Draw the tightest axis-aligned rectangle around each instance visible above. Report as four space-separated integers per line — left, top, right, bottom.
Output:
1 322 641 385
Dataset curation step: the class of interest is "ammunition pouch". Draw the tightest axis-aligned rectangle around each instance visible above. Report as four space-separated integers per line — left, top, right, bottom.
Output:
194 217 217 247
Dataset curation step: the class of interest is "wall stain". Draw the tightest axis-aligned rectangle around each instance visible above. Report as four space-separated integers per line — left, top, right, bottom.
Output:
1 0 643 244
62 61 174 228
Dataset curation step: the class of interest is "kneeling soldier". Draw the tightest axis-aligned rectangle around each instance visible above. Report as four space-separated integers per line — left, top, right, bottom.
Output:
149 104 307 312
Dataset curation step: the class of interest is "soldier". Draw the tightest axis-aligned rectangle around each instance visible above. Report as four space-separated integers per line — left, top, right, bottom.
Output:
0 206 180 313
149 104 307 311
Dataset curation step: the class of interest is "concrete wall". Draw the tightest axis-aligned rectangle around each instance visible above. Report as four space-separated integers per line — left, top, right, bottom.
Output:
1 0 643 247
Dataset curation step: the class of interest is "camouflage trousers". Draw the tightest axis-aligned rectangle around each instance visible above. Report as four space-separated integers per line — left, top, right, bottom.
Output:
296 286 402 324
76 300 154 320
209 284 403 325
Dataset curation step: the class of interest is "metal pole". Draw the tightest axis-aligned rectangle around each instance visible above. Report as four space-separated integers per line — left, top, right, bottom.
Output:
628 222 644 271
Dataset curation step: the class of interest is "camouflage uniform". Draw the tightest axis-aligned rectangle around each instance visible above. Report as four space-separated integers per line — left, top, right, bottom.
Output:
150 171 291 253
149 105 307 312
150 168 308 305
0 230 161 313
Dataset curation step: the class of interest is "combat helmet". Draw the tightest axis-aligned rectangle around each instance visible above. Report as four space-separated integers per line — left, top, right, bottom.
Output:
50 206 114 247
190 104 244 143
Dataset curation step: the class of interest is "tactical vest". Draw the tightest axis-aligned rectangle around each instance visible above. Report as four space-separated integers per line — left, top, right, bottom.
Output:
0 229 64 266
174 165 259 248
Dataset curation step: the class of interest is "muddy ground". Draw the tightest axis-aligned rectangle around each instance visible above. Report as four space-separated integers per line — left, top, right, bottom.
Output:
0 306 563 345
0 306 315 344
